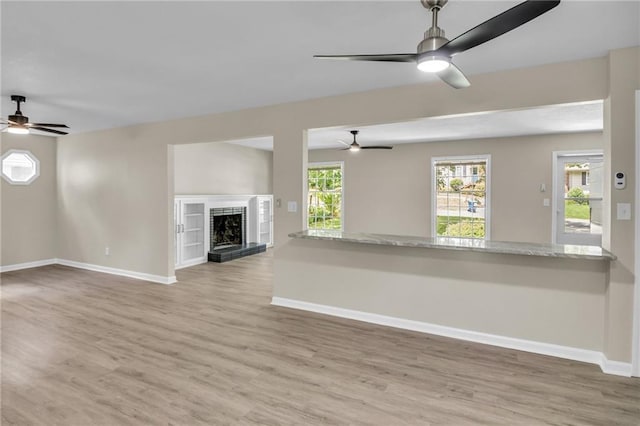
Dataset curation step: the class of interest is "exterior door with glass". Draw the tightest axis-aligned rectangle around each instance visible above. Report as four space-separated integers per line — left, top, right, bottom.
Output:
555 154 603 246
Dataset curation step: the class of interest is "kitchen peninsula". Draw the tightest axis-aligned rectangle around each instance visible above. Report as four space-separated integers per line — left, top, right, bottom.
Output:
273 230 623 375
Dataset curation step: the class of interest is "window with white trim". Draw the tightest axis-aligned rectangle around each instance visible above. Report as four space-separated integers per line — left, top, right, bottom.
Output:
307 162 343 230
432 155 490 239
1 149 40 185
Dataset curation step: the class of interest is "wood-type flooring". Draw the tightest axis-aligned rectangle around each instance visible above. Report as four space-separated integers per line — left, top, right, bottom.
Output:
2 251 639 425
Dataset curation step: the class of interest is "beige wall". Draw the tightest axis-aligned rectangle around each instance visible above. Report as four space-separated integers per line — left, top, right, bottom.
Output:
174 142 272 195
310 132 602 243
57 131 171 276
602 47 640 361
53 51 638 363
1 133 57 266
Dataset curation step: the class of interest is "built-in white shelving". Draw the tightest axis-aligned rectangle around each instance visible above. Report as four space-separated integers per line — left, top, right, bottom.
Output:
175 200 207 269
174 194 274 270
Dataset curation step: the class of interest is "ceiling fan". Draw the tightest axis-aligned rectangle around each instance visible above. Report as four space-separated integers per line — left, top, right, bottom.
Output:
314 0 560 89
1 95 69 135
339 130 393 152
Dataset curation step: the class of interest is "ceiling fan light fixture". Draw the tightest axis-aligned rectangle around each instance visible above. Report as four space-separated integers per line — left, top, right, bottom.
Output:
417 55 450 73
315 0 561 88
7 126 29 135
2 95 69 135
349 143 361 152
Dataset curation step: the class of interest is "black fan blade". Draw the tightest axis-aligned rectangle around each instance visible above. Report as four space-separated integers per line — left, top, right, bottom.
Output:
314 54 417 63
30 126 68 135
361 146 393 150
28 123 69 128
437 62 471 89
436 0 560 57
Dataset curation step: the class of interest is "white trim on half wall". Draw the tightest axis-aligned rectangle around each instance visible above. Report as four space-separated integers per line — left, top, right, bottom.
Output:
272 296 632 377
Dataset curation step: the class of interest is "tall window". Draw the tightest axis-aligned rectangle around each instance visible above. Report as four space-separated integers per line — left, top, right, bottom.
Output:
307 162 343 230
432 155 490 239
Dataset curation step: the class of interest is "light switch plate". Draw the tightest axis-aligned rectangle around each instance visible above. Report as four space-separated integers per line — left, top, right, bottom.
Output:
287 201 297 213
543 198 550 207
616 203 631 220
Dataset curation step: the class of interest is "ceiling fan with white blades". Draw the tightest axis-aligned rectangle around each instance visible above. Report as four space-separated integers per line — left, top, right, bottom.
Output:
314 0 560 89
339 130 393 152
1 95 69 135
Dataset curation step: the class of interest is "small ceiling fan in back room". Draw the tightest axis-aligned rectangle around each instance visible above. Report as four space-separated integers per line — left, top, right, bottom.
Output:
339 130 393 152
1 95 69 135
314 0 560 89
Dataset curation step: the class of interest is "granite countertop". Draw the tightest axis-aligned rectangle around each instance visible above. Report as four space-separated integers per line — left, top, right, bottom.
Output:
289 229 616 261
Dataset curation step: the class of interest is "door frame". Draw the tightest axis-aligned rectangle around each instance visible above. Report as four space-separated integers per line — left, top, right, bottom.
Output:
633 90 640 377
551 150 604 245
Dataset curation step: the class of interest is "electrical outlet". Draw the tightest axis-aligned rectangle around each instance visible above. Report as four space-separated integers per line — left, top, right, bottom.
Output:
105 247 110 256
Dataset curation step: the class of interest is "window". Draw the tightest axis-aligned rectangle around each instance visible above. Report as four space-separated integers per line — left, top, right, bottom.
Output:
307 162 343 230
432 155 490 239
581 171 589 186
471 166 479 183
1 149 40 185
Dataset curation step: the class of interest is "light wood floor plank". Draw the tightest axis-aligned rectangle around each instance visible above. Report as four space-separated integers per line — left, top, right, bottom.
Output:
2 251 639 425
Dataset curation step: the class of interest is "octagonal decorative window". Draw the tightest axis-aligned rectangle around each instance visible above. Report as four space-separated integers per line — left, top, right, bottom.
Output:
1 149 40 185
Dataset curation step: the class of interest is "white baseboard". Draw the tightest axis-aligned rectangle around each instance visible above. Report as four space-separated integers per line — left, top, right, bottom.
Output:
600 355 633 376
0 258 57 273
175 259 208 270
1 258 176 285
57 259 176 285
271 297 633 377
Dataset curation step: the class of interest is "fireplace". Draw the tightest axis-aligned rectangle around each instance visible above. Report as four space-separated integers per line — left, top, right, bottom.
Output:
210 207 246 251
207 202 267 263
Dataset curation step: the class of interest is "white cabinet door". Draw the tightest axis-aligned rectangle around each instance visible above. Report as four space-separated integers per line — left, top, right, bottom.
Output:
175 199 208 269
257 195 273 247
